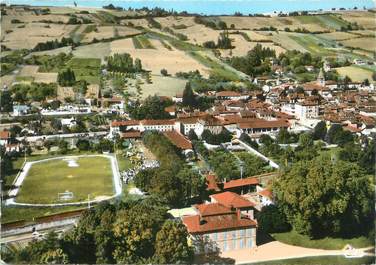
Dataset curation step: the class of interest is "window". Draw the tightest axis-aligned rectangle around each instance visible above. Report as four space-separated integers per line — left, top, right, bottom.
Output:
239 229 245 237
246 228 253 237
223 241 228 251
231 239 236 250
239 239 245 249
212 232 218 241
247 238 253 248
223 231 227 240
232 231 236 239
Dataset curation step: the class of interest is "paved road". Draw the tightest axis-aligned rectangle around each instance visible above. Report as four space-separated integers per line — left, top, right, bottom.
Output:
1 224 75 244
16 131 108 142
221 241 374 264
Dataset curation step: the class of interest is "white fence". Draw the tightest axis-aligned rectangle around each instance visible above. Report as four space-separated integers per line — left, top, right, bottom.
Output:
236 140 280 169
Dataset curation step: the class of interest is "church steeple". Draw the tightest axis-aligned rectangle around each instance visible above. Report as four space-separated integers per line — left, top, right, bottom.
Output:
317 68 325 86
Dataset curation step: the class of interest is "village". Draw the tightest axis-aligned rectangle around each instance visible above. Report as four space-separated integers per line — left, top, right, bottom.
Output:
0 3 375 265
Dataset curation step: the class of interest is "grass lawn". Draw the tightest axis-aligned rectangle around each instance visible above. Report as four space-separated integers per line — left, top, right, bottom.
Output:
116 153 133 171
16 156 114 204
249 256 374 265
15 76 35 82
272 230 373 250
65 57 101 84
2 205 86 224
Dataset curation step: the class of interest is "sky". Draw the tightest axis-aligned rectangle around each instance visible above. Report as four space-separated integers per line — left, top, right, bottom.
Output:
3 0 375 15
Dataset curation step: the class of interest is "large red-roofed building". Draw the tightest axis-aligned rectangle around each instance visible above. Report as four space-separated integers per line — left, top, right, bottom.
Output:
182 191 257 254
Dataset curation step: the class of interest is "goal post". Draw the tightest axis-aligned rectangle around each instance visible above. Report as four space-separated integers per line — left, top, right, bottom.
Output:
58 191 74 201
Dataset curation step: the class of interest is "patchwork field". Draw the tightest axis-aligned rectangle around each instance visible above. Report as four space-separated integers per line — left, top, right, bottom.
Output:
318 31 358 41
65 57 101 84
2 23 76 50
339 11 376 29
339 37 376 52
127 75 187 99
33 72 58 83
72 42 111 61
157 16 221 46
292 14 348 31
18 65 39 77
16 156 114 204
110 38 210 76
336 66 376 83
219 34 285 57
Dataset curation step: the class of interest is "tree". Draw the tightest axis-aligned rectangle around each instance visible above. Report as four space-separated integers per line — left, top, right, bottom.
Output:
239 133 259 150
40 249 68 264
298 133 313 148
73 80 88 95
0 90 13 112
128 96 172 120
58 140 68 154
325 124 354 146
134 58 142 72
50 118 62 131
160 68 168 76
112 200 167 263
274 155 373 238
325 124 342 144
76 139 90 151
58 68 76 86
218 21 227 30
259 134 274 146
312 121 327 140
276 128 291 144
182 82 196 108
257 205 290 233
188 129 198 141
154 220 193 263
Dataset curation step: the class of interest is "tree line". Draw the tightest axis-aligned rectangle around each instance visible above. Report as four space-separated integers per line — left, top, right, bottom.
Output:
5 199 193 264
134 132 207 207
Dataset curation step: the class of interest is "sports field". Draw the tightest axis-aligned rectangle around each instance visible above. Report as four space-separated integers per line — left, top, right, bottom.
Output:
16 156 114 204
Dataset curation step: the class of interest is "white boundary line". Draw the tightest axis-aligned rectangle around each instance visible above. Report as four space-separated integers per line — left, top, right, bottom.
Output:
5 154 122 207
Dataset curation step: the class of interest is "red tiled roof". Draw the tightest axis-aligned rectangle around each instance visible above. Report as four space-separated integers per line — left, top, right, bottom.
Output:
195 203 233 216
111 120 140 127
163 131 192 150
211 191 255 208
223 177 259 190
258 189 273 199
206 174 221 192
164 105 176 113
0 131 10 139
198 115 223 126
238 119 289 129
216 91 241 97
303 82 329 91
178 116 201 124
182 212 256 234
141 119 175 125
122 131 142 139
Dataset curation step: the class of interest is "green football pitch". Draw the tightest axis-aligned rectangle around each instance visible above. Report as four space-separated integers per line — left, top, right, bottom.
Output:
16 156 114 204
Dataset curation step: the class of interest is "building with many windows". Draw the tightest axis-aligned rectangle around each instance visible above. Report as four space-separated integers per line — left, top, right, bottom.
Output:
182 191 257 254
